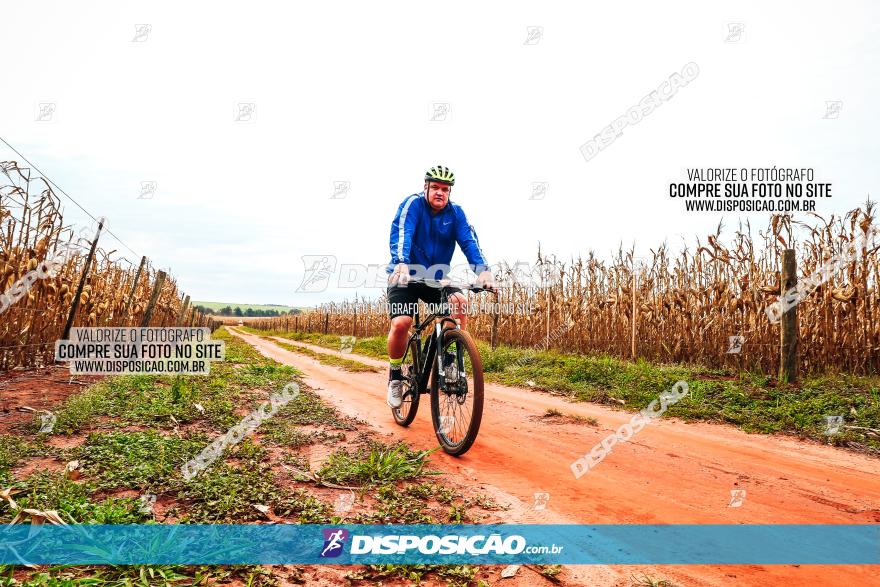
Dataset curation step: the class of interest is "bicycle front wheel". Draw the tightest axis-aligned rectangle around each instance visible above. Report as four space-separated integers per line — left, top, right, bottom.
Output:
430 328 484 456
392 337 421 426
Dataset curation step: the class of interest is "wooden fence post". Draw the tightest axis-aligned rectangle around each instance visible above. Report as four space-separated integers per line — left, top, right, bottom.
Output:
62 219 103 340
631 269 638 359
140 270 167 327
545 289 551 349
176 295 190 325
490 304 500 350
780 249 798 383
122 256 147 322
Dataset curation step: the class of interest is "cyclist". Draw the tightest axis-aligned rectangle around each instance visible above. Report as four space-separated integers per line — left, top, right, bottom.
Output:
385 165 496 408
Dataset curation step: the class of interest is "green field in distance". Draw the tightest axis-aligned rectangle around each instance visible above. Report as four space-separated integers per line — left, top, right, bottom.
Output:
193 301 299 313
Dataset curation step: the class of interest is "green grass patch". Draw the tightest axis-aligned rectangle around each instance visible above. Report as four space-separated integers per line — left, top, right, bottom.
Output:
631 572 680 587
352 483 437 524
176 459 329 524
260 417 346 448
0 437 51 480
0 471 150 525
76 430 208 492
318 441 436 487
176 461 284 523
347 564 481 587
349 481 499 525
273 388 360 430
1 563 277 587
274 487 332 523
269 340 379 373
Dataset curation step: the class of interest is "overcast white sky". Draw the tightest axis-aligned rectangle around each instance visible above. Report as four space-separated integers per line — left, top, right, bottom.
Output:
1 1 877 306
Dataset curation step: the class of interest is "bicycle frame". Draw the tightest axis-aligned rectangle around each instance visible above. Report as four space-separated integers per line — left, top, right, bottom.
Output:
407 307 459 395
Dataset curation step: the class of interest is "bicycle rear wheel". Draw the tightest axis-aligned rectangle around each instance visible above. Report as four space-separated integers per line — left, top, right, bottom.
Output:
430 328 483 456
392 338 421 426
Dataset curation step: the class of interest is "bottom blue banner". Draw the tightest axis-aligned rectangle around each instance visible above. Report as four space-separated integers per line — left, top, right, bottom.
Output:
0 524 877 565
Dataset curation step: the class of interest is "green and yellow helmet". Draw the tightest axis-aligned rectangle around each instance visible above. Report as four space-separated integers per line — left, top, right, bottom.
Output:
425 165 455 186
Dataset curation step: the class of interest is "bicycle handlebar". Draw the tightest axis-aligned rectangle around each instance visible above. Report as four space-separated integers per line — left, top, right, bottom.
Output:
395 277 498 294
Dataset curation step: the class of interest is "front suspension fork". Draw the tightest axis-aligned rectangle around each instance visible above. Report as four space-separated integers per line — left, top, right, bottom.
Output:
436 320 463 390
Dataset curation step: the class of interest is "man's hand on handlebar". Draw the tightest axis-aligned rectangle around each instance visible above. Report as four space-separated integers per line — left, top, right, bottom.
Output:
476 271 497 293
389 263 410 286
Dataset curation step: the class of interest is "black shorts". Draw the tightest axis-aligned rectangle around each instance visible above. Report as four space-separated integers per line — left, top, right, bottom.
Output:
386 279 463 318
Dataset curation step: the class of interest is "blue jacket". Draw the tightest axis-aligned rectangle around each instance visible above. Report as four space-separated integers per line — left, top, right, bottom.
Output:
387 192 489 279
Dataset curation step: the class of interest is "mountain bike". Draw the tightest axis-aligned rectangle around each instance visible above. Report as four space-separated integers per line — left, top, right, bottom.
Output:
391 278 494 456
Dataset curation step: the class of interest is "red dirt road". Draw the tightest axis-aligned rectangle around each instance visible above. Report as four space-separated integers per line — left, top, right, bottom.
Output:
229 328 880 586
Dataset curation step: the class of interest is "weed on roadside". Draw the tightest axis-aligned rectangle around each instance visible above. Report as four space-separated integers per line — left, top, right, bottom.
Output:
630 573 681 587
274 389 361 430
5 563 276 587
269 340 378 373
536 408 599 426
347 564 479 587
76 430 207 492
0 471 150 524
318 442 437 487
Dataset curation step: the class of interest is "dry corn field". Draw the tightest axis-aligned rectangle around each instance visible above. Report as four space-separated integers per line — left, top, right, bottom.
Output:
254 205 880 375
0 161 214 371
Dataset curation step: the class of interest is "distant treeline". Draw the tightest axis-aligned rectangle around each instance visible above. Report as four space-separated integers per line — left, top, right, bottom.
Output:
193 305 300 317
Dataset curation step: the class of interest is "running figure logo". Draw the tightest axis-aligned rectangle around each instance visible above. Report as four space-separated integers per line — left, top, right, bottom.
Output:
726 335 745 354
297 255 337 293
320 528 349 558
